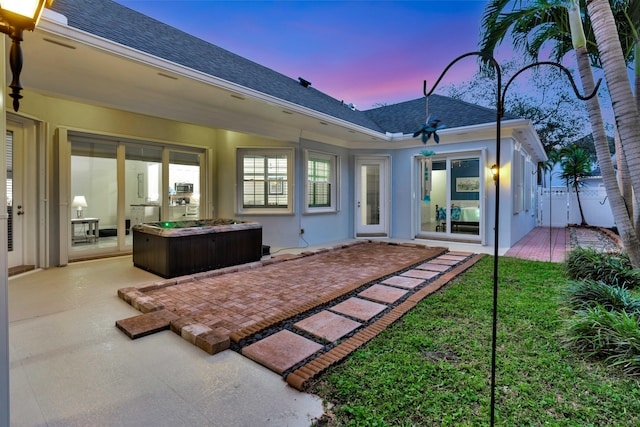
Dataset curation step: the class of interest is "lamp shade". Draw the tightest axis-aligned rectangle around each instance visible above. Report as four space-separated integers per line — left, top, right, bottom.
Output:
71 195 88 208
0 0 52 30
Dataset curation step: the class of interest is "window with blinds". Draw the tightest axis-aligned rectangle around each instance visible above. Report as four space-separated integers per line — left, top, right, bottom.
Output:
305 150 338 213
308 156 331 207
238 149 293 212
241 152 289 208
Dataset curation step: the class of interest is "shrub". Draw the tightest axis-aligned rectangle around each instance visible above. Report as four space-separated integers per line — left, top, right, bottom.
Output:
563 280 640 314
565 247 640 289
564 305 640 376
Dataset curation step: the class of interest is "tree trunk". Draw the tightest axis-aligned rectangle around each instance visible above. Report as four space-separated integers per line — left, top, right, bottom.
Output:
634 53 640 232
574 183 588 226
615 129 633 217
586 0 640 267
575 46 635 233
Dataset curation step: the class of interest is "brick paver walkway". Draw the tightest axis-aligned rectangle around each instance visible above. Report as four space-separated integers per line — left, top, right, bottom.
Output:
504 226 621 262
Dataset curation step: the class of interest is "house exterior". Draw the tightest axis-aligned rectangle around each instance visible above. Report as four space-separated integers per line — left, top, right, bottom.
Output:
7 0 546 271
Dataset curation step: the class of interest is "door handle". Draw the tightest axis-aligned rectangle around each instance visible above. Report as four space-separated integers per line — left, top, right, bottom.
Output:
357 201 361 208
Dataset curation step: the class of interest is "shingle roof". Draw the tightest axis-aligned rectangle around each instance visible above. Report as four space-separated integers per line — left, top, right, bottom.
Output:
364 95 518 134
50 0 507 135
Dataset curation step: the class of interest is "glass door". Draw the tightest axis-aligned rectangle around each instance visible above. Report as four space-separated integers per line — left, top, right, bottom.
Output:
6 127 23 268
418 155 482 240
70 140 118 254
450 158 481 237
419 158 446 234
126 145 163 247
355 156 389 237
168 151 201 220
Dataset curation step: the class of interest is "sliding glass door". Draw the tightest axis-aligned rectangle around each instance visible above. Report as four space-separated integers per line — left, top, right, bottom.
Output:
69 135 204 259
126 145 163 245
418 154 483 241
70 141 118 253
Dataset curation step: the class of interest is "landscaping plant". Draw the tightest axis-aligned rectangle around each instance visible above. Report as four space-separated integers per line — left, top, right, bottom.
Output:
563 305 640 376
562 279 640 314
565 246 640 289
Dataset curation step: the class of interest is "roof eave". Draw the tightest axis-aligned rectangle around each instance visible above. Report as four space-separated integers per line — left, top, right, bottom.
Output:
38 10 389 142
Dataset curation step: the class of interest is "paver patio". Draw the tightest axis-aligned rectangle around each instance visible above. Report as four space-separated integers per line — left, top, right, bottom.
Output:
116 240 484 389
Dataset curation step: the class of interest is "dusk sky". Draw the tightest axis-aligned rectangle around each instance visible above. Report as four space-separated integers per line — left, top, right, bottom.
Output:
113 1 516 110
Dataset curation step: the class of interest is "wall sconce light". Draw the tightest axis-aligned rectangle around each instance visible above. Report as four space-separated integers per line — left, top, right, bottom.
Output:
490 164 499 182
72 195 87 218
0 0 53 112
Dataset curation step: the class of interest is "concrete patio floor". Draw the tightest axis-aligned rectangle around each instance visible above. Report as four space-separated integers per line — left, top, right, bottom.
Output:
9 256 325 427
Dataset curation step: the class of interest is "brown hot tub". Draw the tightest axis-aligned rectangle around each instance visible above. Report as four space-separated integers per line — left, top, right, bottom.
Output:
132 219 262 278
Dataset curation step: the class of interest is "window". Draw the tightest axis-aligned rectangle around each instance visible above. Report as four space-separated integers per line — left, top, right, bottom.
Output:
305 150 338 213
238 148 293 214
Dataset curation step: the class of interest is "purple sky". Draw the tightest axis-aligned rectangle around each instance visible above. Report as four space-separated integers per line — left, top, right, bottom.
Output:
113 1 511 110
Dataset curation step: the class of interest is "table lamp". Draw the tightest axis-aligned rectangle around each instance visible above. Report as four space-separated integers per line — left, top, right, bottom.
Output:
72 195 87 218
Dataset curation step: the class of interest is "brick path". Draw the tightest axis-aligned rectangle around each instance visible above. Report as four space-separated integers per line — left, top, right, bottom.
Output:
504 227 569 262
504 226 622 262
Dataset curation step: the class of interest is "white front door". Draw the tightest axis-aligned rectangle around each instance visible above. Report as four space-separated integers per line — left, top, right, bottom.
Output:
355 156 390 237
6 124 24 268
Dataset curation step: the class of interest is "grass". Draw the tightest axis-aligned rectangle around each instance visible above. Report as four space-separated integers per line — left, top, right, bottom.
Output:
309 257 640 426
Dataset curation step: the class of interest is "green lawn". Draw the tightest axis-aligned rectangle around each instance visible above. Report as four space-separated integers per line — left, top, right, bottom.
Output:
309 256 640 426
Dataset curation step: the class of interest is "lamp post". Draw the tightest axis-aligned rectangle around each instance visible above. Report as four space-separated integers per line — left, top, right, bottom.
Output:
0 1 52 425
423 52 599 425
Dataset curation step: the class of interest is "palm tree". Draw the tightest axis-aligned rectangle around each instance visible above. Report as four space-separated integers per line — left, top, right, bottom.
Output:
560 145 592 225
479 0 640 267
567 0 640 263
585 0 640 239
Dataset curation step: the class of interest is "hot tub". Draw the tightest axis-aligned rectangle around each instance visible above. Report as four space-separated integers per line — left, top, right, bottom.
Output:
132 219 262 278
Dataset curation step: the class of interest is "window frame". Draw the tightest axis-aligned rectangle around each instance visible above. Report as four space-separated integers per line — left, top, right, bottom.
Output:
236 148 294 215
304 149 339 214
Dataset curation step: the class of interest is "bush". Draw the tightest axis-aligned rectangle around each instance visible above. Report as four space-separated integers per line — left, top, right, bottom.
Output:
563 279 640 314
565 247 640 289
564 305 640 376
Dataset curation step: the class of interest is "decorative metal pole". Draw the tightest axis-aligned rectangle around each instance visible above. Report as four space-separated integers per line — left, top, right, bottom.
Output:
423 52 599 425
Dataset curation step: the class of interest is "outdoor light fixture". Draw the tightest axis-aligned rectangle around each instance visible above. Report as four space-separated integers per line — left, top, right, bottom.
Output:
0 0 53 112
491 164 499 182
423 52 599 426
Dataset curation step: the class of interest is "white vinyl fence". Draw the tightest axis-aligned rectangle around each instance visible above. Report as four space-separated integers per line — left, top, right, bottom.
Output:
537 186 615 228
